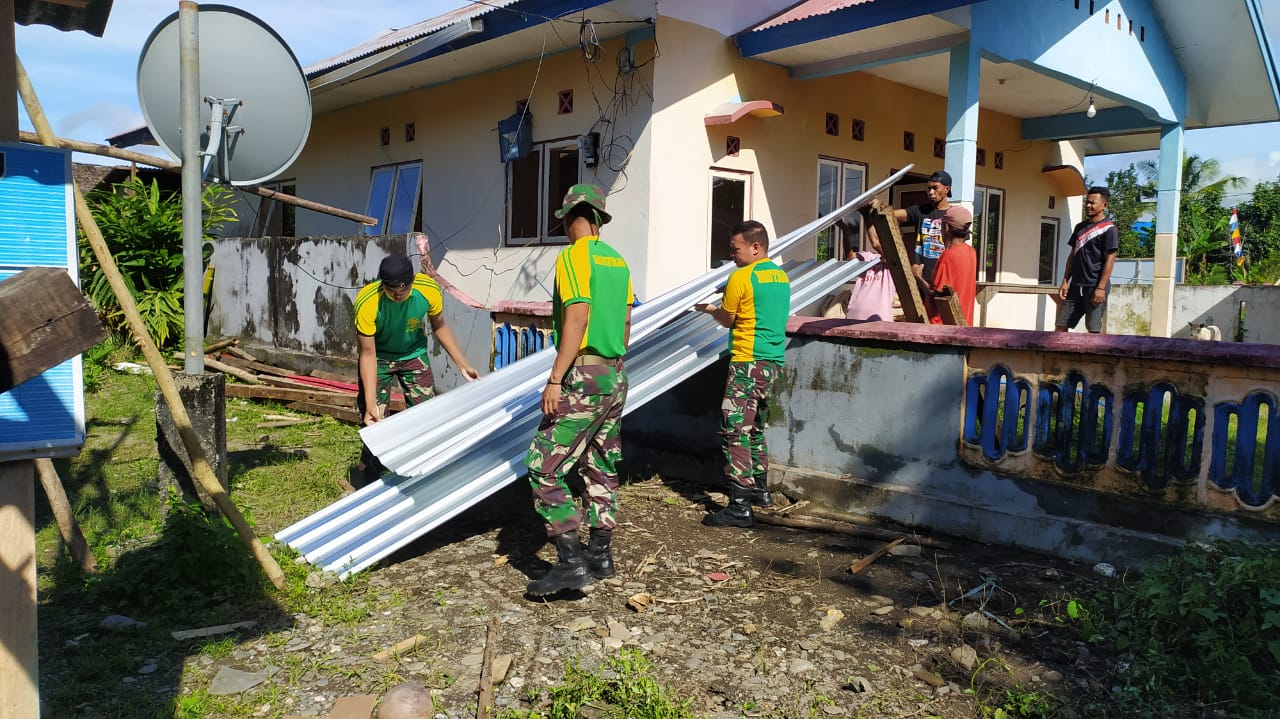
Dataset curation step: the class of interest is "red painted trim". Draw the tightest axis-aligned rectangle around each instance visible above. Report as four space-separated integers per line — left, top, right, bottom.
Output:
704 100 784 126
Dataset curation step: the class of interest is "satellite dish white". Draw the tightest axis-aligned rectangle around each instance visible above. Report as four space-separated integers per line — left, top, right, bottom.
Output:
137 5 311 186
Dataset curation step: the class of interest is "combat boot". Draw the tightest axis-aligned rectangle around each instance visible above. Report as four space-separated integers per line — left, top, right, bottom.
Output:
703 484 756 528
585 528 615 579
750 473 773 507
527 532 592 596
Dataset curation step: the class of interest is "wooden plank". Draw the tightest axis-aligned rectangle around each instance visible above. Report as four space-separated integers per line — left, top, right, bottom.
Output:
0 267 106 392
849 537 906 574
934 288 967 326
0 460 39 719
34 458 96 574
865 207 929 323
224 345 259 362
214 354 291 377
308 368 356 384
224 384 352 404
204 357 260 385
286 400 361 424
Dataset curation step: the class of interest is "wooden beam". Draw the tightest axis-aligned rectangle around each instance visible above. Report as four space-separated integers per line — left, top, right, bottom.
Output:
0 0 16 141
0 266 107 392
224 384 353 404
933 287 967 326
0 460 38 719
35 458 96 574
285 400 361 424
866 206 929 323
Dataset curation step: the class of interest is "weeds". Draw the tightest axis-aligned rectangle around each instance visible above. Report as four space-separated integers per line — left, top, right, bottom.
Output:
497 647 693 719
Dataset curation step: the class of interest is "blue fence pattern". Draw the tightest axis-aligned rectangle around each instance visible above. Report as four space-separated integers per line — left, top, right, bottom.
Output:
492 322 554 370
1117 382 1204 491
1209 391 1278 508
963 365 1032 461
1032 371 1113 472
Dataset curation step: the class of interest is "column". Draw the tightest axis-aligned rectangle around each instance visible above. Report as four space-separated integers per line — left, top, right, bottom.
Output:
1 0 17 141
944 41 980 207
1150 123 1183 337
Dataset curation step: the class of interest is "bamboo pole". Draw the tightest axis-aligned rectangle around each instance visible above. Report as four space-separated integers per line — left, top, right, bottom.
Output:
16 56 286 589
34 458 97 574
16 129 377 226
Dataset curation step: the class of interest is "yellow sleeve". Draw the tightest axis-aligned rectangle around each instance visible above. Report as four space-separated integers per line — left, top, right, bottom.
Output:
555 243 592 306
722 267 747 315
353 283 380 335
414 275 444 317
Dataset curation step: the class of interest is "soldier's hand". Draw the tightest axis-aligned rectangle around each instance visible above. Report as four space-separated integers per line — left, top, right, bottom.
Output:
541 382 562 417
363 409 380 426
460 366 480 381
694 303 712 313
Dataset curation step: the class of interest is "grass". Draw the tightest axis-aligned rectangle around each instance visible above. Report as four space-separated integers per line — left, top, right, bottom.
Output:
34 362 391 718
495 647 694 719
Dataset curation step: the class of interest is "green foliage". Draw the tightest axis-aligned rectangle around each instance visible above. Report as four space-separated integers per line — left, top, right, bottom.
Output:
1099 166 1150 258
79 178 235 349
497 647 694 719
1105 540 1280 717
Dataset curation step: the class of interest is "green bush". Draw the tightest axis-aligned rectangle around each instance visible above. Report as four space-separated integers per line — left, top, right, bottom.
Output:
1107 540 1280 717
79 178 235 349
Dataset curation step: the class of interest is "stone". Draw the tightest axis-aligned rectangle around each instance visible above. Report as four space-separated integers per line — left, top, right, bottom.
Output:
867 595 892 606
799 638 821 651
377 683 434 719
608 621 633 641
950 645 978 671
845 676 873 694
909 606 932 617
819 609 844 631
460 653 484 668
960 612 990 632
912 666 945 688
558 617 597 632
329 695 378 719
872 606 894 616
99 615 147 631
788 658 815 674
888 544 921 557
907 639 929 648
209 667 274 695
305 571 338 589
137 663 158 675
1092 562 1117 578
910 571 931 582
493 654 514 684
743 623 756 635
602 637 624 651
1044 670 1063 682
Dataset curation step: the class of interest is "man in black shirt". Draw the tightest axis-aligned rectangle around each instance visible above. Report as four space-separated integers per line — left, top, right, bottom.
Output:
876 170 953 284
1056 186 1119 333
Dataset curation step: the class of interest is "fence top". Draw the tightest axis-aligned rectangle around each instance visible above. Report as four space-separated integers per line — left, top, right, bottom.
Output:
787 318 1280 371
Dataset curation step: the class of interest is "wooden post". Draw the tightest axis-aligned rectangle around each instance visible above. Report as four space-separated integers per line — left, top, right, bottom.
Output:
35 458 97 574
0 266 106 392
933 287 967 326
0 0 16 142
0 460 39 719
16 56 286 589
865 206 929 323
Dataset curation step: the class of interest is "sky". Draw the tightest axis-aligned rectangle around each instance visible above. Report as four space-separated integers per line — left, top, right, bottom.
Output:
12 0 1280 203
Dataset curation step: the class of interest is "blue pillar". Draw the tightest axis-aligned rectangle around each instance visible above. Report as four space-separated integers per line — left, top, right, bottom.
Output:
945 42 980 207
1150 123 1183 337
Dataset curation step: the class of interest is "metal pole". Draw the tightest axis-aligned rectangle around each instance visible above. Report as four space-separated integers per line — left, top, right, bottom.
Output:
179 1 204 373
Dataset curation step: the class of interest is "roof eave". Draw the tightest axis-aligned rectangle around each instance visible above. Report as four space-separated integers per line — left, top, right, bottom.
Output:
1244 0 1280 122
736 0 976 58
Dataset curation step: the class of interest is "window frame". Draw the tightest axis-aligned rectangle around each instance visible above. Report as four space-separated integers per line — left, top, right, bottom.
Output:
1038 216 1062 285
707 166 754 269
505 136 584 247
816 156 868 261
363 160 423 236
973 185 1006 284
252 178 296 237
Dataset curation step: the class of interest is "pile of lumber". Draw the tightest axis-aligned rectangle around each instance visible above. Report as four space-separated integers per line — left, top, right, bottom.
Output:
197 339 404 423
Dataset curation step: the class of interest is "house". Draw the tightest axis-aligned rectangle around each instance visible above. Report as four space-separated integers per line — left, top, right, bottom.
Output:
266 0 1277 340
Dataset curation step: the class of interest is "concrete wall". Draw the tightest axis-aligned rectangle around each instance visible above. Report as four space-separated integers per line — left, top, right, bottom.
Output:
627 320 1280 567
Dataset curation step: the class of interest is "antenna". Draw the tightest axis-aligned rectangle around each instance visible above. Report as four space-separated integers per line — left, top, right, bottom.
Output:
137 5 312 186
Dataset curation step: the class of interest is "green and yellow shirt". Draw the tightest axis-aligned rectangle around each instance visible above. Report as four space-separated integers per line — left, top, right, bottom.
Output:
723 259 790 364
553 236 634 358
353 274 443 362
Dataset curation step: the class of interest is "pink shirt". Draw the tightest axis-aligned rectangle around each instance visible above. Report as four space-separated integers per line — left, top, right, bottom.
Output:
845 252 895 322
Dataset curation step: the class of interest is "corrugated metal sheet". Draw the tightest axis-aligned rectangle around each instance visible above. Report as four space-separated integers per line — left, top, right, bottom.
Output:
304 1 519 77
750 0 878 32
14 0 114 37
275 166 913 578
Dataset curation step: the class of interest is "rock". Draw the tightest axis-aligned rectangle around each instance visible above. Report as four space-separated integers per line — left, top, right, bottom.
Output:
788 658 815 674
121 676 137 684
912 666 945 688
1042 567 1061 580
888 544 921 557
137 663 158 675
871 605 894 616
305 571 338 589
867 595 892 606
960 612 990 632
602 637 624 651
558 617 597 632
819 609 844 631
909 606 932 618
378 683 434 719
209 666 274 695
460 653 483 668
99 615 146 631
907 639 929 648
608 621 632 641
493 654 514 684
1044 670 1063 682
950 645 978 671
627 593 652 613
910 571 931 582
789 596 802 606
799 638 821 651
845 676 873 694
1093 562 1117 578
743 623 756 635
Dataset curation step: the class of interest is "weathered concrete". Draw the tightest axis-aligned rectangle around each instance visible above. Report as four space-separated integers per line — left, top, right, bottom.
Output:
156 372 226 511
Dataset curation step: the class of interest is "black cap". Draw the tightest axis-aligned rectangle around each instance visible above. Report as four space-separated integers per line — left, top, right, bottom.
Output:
378 255 415 284
929 170 953 188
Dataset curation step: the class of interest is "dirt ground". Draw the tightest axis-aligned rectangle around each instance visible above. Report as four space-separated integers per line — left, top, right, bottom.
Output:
175 476 1118 718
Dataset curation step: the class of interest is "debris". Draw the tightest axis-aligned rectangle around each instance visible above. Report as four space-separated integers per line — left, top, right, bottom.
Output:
950 645 978 671
208 666 277 695
626 593 652 612
960 612 990 632
843 675 873 694
98 614 146 631
329 695 378 719
743 622 756 635
819 608 845 631
477 617 499 719
171 621 258 641
557 617 597 632
1093 562 1117 578
849 538 905 574
706 572 732 582
376 683 433 719
887 543 922 557
911 665 946 687
492 654 514 685
372 634 428 663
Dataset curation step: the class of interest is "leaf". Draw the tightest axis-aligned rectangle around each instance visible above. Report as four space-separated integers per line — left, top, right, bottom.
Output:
1270 641 1280 665
1262 588 1280 606
1067 600 1081 620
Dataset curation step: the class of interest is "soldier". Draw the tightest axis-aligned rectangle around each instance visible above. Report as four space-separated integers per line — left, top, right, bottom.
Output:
525 184 634 597
353 255 480 483
696 220 791 527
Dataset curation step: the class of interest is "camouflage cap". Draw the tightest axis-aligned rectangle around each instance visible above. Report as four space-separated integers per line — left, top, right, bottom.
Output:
554 183 612 226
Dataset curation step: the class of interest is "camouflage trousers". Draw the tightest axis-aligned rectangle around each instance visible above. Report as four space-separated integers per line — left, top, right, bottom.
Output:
526 362 628 537
721 360 779 490
357 356 435 478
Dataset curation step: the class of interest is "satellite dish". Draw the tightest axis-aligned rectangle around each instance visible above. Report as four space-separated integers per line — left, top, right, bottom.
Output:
137 5 311 186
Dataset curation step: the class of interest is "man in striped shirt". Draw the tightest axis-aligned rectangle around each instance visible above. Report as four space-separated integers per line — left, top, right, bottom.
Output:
696 220 791 528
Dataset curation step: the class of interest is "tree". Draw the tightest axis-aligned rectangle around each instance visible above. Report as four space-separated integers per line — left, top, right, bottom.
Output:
1098 165 1149 257
1137 154 1246 284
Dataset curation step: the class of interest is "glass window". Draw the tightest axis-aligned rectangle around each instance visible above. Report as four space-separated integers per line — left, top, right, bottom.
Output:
710 170 749 268
1039 218 1060 284
363 167 395 236
508 148 541 242
364 162 422 236
815 157 867 261
252 179 296 237
971 185 1003 283
506 140 580 245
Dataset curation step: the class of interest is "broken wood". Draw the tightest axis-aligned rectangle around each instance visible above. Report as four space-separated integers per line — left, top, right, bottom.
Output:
0 267 106 392
308 368 357 384
214 353 292 378
170 620 258 641
934 286 967 326
849 538 905 574
202 337 238 353
18 56 285 589
224 384 352 404
754 510 941 547
865 206 929 323
287 401 360 424
203 357 260 385
477 616 499 719
17 129 378 226
372 634 428 663
255 418 323 429
34 458 96 574
223 345 259 362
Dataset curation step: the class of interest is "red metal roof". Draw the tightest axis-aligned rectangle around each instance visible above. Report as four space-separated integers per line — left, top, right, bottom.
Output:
751 0 878 32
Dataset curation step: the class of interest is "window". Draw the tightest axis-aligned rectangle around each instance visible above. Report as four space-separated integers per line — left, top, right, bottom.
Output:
709 168 752 269
973 186 1004 283
507 139 581 245
1038 217 1061 284
816 158 867 261
252 179 296 237
364 161 423 236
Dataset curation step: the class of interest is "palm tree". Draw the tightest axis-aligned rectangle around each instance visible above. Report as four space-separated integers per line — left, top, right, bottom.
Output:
1136 154 1246 280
